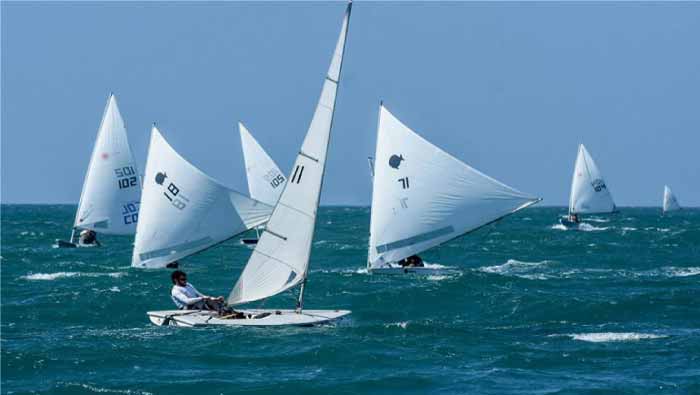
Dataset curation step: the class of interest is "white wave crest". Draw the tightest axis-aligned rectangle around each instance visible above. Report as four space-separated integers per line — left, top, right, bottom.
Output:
567 332 667 343
578 223 609 232
385 321 408 329
479 259 551 280
22 272 126 281
663 267 700 277
551 224 568 231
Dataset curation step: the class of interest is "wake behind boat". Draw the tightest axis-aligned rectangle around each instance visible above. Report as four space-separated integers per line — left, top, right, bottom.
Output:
366 104 541 275
560 144 616 229
55 94 141 248
148 1 353 326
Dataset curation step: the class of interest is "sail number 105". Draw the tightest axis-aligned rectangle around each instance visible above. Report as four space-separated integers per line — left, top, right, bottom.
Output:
115 166 138 189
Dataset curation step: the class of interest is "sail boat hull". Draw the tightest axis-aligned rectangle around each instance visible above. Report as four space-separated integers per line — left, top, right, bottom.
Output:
368 262 456 275
147 309 351 327
558 217 580 229
53 239 100 248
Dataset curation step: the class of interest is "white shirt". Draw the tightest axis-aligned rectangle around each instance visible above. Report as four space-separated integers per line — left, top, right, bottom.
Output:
171 283 207 309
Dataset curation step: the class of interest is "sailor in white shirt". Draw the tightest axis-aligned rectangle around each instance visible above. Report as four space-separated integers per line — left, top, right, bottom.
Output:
170 270 225 311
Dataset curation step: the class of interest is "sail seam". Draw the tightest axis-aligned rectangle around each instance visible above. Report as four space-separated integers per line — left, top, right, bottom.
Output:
251 249 299 274
277 201 313 220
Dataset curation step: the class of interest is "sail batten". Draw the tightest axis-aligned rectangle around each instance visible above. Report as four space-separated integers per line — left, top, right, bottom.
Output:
131 126 273 269
74 94 141 235
368 105 540 269
569 144 616 215
228 2 352 305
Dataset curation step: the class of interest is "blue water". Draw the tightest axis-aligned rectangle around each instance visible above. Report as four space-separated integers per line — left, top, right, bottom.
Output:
2 205 699 394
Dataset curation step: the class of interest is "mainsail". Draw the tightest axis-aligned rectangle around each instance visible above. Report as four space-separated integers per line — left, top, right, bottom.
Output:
228 2 352 305
74 94 141 235
239 122 286 207
663 185 681 213
131 126 273 269
367 105 540 269
568 144 616 215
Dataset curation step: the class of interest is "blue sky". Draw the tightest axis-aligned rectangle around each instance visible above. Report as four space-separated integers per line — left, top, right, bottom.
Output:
2 2 699 206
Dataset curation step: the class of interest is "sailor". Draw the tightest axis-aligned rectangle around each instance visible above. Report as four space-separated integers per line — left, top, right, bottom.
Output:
79 229 100 246
399 255 424 268
170 270 226 312
568 213 580 223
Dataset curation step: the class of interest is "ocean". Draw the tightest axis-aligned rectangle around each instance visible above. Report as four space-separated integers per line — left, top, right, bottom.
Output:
2 205 699 394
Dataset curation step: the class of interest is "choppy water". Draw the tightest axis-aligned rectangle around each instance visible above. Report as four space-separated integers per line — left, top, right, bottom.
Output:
2 205 700 394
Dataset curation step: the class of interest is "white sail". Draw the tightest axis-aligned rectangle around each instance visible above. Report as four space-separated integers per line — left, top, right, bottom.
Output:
74 94 141 235
131 126 273 269
368 105 540 269
568 144 616 215
228 3 352 305
239 122 286 206
663 185 681 213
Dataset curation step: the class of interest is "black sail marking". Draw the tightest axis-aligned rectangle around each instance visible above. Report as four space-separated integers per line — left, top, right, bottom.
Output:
296 166 305 184
291 165 300 183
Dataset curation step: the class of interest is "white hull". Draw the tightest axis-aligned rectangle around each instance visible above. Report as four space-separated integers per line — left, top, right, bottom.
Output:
147 309 351 327
54 239 100 249
368 265 455 275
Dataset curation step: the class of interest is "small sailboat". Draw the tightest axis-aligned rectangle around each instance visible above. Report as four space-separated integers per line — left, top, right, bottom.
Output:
131 126 273 269
147 1 352 326
238 122 286 247
561 144 616 228
366 104 541 275
55 94 141 248
663 185 681 214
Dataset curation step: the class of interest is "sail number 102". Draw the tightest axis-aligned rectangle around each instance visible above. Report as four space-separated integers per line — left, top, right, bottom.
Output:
115 166 138 189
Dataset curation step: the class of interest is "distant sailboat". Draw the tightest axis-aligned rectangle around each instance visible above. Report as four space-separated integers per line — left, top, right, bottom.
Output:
367 104 541 275
663 185 681 214
238 122 286 247
148 1 352 326
131 126 273 269
561 144 616 227
55 94 141 248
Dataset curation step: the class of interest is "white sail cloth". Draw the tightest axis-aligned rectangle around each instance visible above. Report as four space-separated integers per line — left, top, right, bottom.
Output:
568 144 616 215
228 3 352 305
74 94 141 235
239 122 286 206
663 185 681 213
368 106 540 269
131 126 273 269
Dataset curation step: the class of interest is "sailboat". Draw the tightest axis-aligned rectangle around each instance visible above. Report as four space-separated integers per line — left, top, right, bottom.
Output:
147 1 352 326
367 104 541 275
560 144 616 228
55 94 141 248
238 122 286 247
662 185 681 214
131 126 273 269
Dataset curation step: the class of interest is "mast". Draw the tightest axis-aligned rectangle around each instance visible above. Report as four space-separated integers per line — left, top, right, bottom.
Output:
297 1 352 311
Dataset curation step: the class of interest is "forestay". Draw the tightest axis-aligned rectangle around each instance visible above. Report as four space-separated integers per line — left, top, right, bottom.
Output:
368 105 540 269
228 3 352 305
74 94 141 235
131 126 273 269
663 185 681 213
239 122 286 206
569 144 616 215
